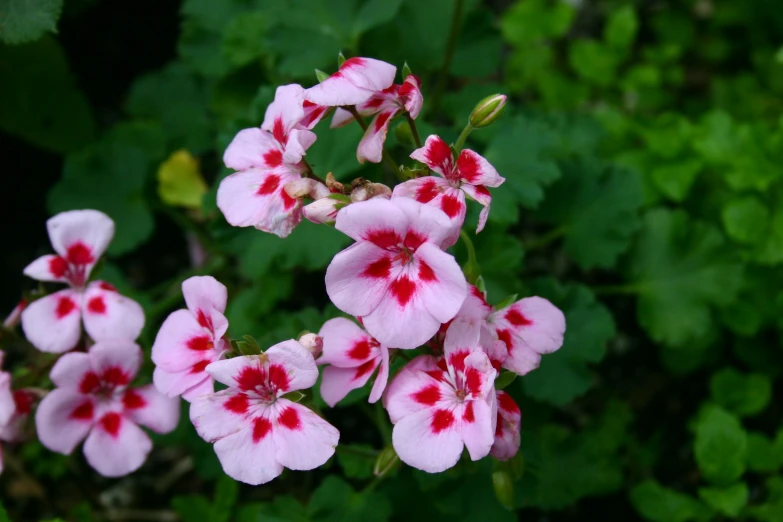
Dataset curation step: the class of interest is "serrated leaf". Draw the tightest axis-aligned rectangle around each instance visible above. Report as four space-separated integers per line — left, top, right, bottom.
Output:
535 159 644 269
0 0 62 44
710 368 772 417
631 480 712 522
698 483 748 517
694 405 747 486
628 209 743 348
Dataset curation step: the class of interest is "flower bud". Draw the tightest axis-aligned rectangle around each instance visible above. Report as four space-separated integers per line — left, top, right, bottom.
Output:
350 182 392 203
298 332 323 358
492 470 514 510
3 299 26 329
284 178 330 200
469 94 507 128
303 197 342 225
373 446 400 477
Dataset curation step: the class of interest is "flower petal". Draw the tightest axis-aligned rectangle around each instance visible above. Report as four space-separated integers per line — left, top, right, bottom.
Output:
47 210 114 274
415 243 468 324
368 346 390 403
304 57 396 106
21 289 82 353
152 309 218 373
329 107 356 128
223 128 282 171
383 355 446 423
357 108 399 164
83 413 151 477
456 149 505 187
393 196 457 249
461 183 492 234
0 372 14 427
271 400 339 470
82 282 145 343
261 84 306 140
491 391 521 461
399 75 423 118
123 385 180 434
460 398 495 461
190 390 250 443
392 406 464 473
88 340 143 385
153 365 214 401
410 135 454 178
49 351 92 390
213 418 282 485
23 254 68 283
319 362 378 407
333 197 408 245
35 389 94 454
318 317 378 367
283 129 316 165
325 242 396 318
182 275 229 338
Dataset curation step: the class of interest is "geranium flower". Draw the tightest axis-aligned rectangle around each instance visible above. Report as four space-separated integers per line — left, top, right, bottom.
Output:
490 390 521 461
383 321 497 472
20 210 144 353
35 340 179 477
317 317 389 407
190 340 339 485
304 57 397 107
152 276 230 401
393 135 506 247
325 197 468 349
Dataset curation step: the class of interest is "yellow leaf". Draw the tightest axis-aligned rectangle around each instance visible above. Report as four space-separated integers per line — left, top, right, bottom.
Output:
157 149 207 209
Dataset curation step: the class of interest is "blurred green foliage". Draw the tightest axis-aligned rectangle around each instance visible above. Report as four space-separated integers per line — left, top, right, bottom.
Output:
3 0 783 520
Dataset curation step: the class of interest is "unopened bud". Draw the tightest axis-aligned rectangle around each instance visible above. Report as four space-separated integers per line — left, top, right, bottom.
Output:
350 182 392 203
303 197 343 225
315 69 330 83
469 94 507 128
298 332 323 358
3 299 27 329
284 178 330 200
492 470 514 510
373 446 400 477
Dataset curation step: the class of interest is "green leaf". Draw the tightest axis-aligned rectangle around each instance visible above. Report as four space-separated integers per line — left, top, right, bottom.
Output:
747 476 783 522
628 209 743 348
336 444 377 479
172 496 215 522
500 0 575 47
304 123 365 180
213 476 238 522
710 368 772 417
746 432 783 473
650 158 702 203
698 483 748 518
641 113 693 159
0 0 62 44
722 196 769 245
522 280 615 405
631 480 712 522
352 0 403 37
0 37 95 153
157 149 208 209
308 476 391 522
535 159 644 269
568 40 619 87
755 202 783 266
604 5 638 51
222 12 271 68
694 405 747 486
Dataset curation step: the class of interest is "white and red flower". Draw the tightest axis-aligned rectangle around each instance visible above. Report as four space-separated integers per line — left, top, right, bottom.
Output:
330 75 423 164
152 276 230 402
490 390 521 461
21 210 144 353
325 197 468 349
383 321 497 473
304 57 397 107
394 135 506 247
218 84 321 238
35 340 179 477
317 317 389 407
190 341 339 485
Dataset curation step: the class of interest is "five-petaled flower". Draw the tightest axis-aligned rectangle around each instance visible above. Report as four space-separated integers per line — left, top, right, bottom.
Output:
35 340 179 477
190 341 339 485
394 135 506 247
383 322 497 473
152 276 230 401
304 57 397 107
325 197 468 349
21 210 144 353
331 75 423 164
317 317 390 407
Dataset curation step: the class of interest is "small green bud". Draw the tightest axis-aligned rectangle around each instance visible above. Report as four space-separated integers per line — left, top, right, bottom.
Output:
315 69 330 83
373 446 400 477
492 470 515 510
469 94 508 128
337 52 346 67
394 121 415 147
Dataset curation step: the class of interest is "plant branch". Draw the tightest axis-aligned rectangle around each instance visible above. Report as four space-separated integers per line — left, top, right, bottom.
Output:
405 113 422 148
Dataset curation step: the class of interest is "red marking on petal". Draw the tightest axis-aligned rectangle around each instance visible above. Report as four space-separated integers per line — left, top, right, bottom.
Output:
49 256 68 278
354 359 376 380
303 100 316 107
415 179 440 204
224 393 250 414
272 118 287 144
70 400 94 420
470 285 488 305
235 366 265 391
462 401 475 423
196 310 211 329
103 366 130 387
491 359 502 372
79 372 100 394
281 187 298 210
190 360 209 374
390 276 416 306
456 151 481 183
278 407 301 430
348 339 372 360
374 111 392 131
263 149 283 168
99 282 117 292
473 185 490 197
365 97 384 109
362 257 392 279
425 137 453 171
412 384 440 406
505 308 533 327
257 174 281 196
268 364 290 393
122 389 146 410
341 57 365 70
436 359 448 372
425 370 447 382
66 242 95 265
403 231 426 251
495 416 504 436
13 390 33 415
418 259 437 282
496 329 512 352
448 350 469 373
366 229 402 249
100 412 122 437
498 392 520 414
440 194 462 218
187 336 214 351
465 368 482 395
86 296 106 315
252 416 272 442
55 296 77 319
431 409 455 433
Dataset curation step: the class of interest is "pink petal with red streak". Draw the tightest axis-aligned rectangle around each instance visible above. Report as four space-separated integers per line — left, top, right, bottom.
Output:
46 210 114 276
304 57 396 106
459 397 495 461
212 415 282 485
410 135 454 178
23 254 68 283
392 406 464 473
34 389 94 454
271 400 339 470
325 242 399 318
82 412 151 477
357 107 399 164
491 390 521 461
261 84 306 139
318 317 379 367
190 390 251 442
82 282 144 343
333 197 408 245
123 384 180 433
152 309 219 373
414 242 468 323
382 355 447 423
320 362 379 407
21 289 82 353
223 128 283 171
456 149 505 187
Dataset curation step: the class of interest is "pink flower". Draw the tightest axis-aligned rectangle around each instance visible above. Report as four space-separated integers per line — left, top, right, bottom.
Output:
218 84 318 238
304 57 397 107
21 210 144 353
35 340 180 477
189 341 339 485
325 197 468 349
383 321 498 473
393 135 506 247
152 276 230 402
331 75 423 164
490 390 521 461
317 317 390 407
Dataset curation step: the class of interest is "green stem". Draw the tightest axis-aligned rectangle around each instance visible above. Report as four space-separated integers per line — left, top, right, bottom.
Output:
431 0 465 113
301 158 327 185
405 113 422 148
460 229 481 284
345 106 402 178
524 226 567 251
454 123 474 153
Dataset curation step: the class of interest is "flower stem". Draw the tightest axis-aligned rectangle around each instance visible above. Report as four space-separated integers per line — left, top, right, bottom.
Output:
460 229 481 284
431 0 465 113
405 113 422 148
301 158 327 185
454 123 474 153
